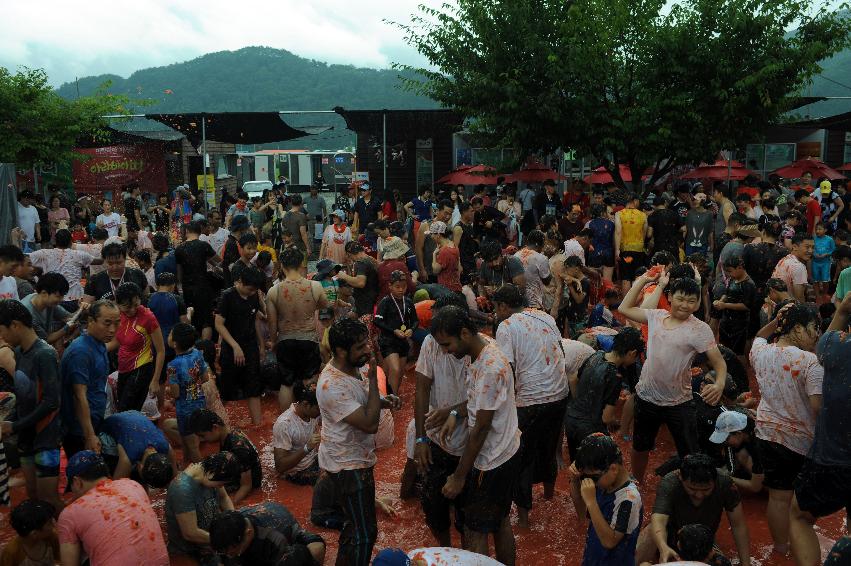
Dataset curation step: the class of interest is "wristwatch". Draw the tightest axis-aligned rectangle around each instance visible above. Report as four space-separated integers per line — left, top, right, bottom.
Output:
415 436 430 445
449 409 460 419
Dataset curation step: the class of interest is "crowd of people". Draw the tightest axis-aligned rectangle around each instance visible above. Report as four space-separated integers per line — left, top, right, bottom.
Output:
0 171 850 566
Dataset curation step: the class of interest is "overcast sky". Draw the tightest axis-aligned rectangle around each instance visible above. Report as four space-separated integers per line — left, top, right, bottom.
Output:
0 0 434 87
2 0 845 88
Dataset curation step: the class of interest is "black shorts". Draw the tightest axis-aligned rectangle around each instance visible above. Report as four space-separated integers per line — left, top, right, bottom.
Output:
219 344 262 400
514 399 568 509
632 395 698 456
719 319 749 355
618 251 647 282
275 339 322 388
588 250 615 268
379 338 410 359
462 450 521 534
116 363 156 412
564 419 606 463
184 285 215 331
758 438 808 491
795 459 851 519
421 443 463 534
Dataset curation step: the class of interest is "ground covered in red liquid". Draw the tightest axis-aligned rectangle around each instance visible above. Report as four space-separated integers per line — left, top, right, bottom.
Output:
0 366 845 565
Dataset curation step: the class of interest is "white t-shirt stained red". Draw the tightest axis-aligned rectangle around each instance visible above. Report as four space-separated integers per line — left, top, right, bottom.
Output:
771 254 808 295
317 363 376 473
272 405 319 473
414 334 469 455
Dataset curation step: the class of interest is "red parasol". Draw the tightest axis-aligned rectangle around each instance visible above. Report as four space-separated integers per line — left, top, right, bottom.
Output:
837 163 851 172
437 164 501 185
771 157 846 181
679 160 754 181
505 161 567 183
583 164 632 185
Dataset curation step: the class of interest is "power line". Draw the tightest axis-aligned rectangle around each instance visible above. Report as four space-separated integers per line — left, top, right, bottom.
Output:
814 74 851 93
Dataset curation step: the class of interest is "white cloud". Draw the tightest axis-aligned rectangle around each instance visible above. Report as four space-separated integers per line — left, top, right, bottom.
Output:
0 0 437 86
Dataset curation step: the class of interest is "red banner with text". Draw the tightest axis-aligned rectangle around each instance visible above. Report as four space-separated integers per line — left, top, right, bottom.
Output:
72 144 168 194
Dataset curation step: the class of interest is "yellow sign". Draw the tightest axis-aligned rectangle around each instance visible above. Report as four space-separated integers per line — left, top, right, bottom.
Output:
197 174 216 207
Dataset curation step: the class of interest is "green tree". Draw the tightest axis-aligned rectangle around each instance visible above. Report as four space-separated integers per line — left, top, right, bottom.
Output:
394 0 851 188
0 67 137 167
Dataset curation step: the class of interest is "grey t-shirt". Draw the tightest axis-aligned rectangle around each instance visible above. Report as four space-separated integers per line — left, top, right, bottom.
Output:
685 209 714 250
21 293 71 340
14 338 61 450
813 331 851 466
479 255 525 295
165 472 221 556
281 210 308 251
303 195 327 221
565 350 621 433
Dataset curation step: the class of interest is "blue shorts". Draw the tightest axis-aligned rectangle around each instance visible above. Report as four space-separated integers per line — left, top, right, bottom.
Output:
812 260 831 283
176 401 206 437
20 448 61 478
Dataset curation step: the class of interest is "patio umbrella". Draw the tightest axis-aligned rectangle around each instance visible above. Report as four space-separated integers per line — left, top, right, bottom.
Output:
437 164 501 185
837 163 851 172
680 160 754 181
771 157 846 181
583 164 632 185
505 161 567 183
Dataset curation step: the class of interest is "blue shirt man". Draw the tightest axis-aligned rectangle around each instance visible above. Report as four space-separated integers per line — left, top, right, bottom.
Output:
61 333 110 456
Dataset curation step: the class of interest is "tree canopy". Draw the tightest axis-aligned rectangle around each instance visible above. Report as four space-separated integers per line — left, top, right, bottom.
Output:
0 67 140 168
395 0 851 188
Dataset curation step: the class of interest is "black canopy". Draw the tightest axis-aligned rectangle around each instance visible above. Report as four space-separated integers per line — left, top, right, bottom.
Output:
144 112 331 144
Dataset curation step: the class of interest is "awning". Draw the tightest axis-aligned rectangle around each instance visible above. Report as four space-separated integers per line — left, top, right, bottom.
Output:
334 107 463 138
145 112 331 144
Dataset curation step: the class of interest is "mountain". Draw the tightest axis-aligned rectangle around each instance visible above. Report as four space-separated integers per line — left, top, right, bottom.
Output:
55 46 439 149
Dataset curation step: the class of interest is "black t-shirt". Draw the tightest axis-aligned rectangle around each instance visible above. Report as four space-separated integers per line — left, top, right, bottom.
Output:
374 294 419 340
175 238 216 289
217 287 260 346
123 197 140 231
721 277 757 322
354 197 382 229
565 277 591 322
221 235 241 287
473 206 506 241
648 208 682 254
534 192 562 218
351 258 379 316
457 222 479 277
742 242 788 290
222 431 262 491
565 351 621 432
670 200 691 221
558 218 584 242
84 268 149 302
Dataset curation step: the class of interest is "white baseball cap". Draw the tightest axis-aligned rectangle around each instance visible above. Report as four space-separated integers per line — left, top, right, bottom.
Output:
709 410 748 444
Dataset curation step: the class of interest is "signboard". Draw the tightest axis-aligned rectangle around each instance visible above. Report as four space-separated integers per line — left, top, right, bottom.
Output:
335 156 345 164
236 158 242 166
416 138 433 149
354 171 370 182
322 157 329 164
197 174 216 207
72 144 167 194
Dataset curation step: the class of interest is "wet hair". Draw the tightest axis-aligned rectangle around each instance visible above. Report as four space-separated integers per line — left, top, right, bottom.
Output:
492 284 524 308
151 233 170 254
79 300 118 327
168 322 196 352
201 451 241 483
791 233 813 245
102 242 127 260
289 194 303 206
54 229 72 248
576 228 592 239
458 201 472 214
736 193 752 203
91 227 109 242
140 452 174 488
35 272 70 296
438 198 453 211
835 229 850 242
794 189 810 201
229 214 249 232
0 246 24 263
589 204 605 218
539 214 557 233
679 453 717 484
765 278 788 293
209 511 248 551
280 246 304 269
431 305 477 338
564 255 583 269
668 277 701 299
186 220 205 235
777 303 820 337
256 250 272 267
237 267 265 289
603 289 619 300
470 196 483 206
293 380 318 406
677 523 714 561
328 317 369 354
156 271 177 287
525 230 545 248
187 408 224 434
759 214 783 239
76 455 111 481
611 327 644 357
434 292 469 313
723 255 745 269
10 499 55 537
649 250 675 267
479 240 502 262
0 299 33 329
135 248 152 265
575 434 623 471
238 233 258 248
345 241 364 255
114 282 142 306
727 212 747 227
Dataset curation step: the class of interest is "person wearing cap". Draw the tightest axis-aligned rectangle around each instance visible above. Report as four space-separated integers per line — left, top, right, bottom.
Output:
429 221 462 293
683 193 714 257
816 179 845 231
377 237 416 301
771 232 813 302
416 200 455 283
57 450 169 565
267 247 330 412
319 208 351 265
352 182 383 248
709 409 765 494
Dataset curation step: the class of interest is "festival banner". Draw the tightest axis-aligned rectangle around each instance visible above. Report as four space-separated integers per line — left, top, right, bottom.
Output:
72 144 168 195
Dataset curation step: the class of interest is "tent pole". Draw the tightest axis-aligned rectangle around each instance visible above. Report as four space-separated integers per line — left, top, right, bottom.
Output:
383 112 387 192
202 115 209 212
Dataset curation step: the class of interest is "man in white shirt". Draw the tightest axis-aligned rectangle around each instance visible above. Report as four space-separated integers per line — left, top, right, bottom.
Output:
95 199 124 239
17 191 41 252
492 284 567 529
413 295 472 547
29 229 100 310
200 210 229 255
432 306 521 566
316 318 400 566
0 245 25 300
513 230 551 309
